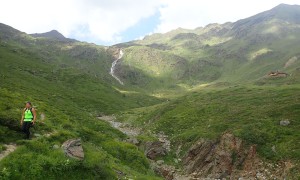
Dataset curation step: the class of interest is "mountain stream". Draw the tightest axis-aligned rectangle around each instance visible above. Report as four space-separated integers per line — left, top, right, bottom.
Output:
110 49 124 85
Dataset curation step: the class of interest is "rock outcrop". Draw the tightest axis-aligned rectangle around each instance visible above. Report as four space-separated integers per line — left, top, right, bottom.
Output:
62 139 84 160
183 132 292 179
145 141 168 160
183 133 243 178
145 132 171 160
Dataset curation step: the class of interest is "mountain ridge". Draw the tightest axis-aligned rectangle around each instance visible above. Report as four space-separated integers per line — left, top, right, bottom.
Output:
111 3 300 89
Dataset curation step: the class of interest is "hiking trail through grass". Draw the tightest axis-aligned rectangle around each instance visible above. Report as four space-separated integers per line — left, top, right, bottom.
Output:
0 144 17 161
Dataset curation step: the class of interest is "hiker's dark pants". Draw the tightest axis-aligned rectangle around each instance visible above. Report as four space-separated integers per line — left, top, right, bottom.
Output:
22 121 32 139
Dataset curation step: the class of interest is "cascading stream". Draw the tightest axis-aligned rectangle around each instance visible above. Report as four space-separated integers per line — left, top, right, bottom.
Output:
110 49 124 85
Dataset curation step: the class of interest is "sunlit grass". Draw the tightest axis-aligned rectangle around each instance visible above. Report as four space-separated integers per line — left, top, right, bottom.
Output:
249 48 273 60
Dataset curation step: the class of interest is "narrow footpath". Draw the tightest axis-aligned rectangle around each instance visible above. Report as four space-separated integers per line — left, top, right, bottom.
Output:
0 144 17 161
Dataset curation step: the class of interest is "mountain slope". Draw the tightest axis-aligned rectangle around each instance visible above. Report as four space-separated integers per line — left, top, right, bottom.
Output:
0 24 162 179
111 4 300 178
113 4 300 90
0 3 300 179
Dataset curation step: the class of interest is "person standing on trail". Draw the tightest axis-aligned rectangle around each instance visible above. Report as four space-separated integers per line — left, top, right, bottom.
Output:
20 102 36 139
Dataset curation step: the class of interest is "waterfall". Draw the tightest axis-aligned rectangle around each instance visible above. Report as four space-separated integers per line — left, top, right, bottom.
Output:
110 49 124 85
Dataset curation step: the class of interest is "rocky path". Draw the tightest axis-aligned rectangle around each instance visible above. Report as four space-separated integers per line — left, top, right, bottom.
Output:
0 144 17 161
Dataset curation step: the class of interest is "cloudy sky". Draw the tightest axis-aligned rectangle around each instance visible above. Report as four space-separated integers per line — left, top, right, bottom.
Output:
0 0 299 45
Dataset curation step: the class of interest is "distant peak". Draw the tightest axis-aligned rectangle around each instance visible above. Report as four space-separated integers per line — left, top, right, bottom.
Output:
49 30 61 34
275 3 295 7
272 3 300 10
30 30 67 40
276 3 289 7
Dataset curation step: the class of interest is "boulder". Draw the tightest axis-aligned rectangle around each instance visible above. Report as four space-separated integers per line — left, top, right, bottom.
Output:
62 139 84 160
145 141 167 160
280 120 290 126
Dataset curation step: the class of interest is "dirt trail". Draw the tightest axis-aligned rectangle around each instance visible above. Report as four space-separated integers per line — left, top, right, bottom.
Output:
0 144 17 161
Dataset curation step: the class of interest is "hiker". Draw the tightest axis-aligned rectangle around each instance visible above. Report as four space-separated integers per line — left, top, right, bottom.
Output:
20 102 36 139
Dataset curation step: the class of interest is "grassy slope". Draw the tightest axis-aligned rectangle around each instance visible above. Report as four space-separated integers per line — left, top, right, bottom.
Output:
0 32 162 179
115 5 300 91
1 4 300 179
119 84 300 176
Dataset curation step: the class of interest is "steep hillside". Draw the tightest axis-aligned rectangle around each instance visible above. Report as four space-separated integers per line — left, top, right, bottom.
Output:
0 24 163 179
114 4 300 90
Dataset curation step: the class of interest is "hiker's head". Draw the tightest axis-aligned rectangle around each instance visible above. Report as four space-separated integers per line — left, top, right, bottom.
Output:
25 101 32 108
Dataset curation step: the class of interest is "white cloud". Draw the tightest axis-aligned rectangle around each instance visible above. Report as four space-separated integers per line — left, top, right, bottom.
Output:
155 0 300 33
0 0 162 44
0 0 299 44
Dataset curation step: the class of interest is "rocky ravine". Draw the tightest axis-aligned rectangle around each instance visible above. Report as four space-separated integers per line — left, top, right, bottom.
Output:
98 116 294 180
